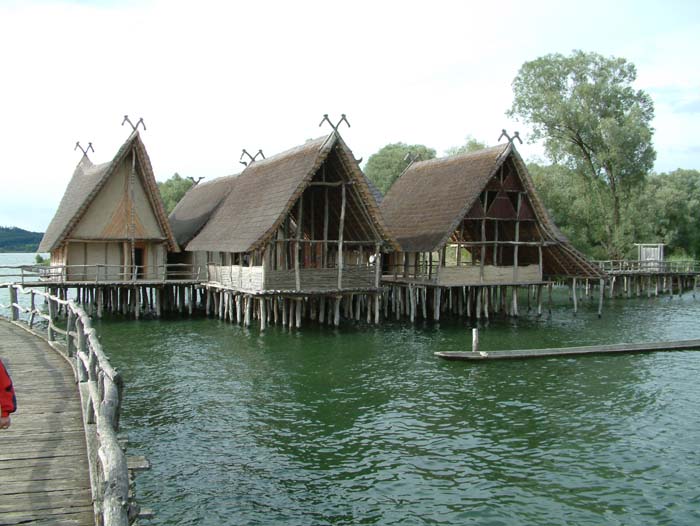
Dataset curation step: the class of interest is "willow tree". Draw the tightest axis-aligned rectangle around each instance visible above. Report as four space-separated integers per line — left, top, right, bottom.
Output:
508 50 656 258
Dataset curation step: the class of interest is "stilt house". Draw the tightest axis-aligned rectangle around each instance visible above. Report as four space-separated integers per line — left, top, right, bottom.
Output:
180 132 397 326
379 143 604 319
38 132 178 281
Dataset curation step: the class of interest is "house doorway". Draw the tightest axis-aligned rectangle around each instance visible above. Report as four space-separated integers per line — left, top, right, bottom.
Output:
134 244 146 279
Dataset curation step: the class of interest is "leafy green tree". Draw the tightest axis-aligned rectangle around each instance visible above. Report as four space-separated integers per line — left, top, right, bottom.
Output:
158 173 193 215
529 162 609 259
509 50 656 258
444 136 487 157
643 169 700 258
364 143 436 194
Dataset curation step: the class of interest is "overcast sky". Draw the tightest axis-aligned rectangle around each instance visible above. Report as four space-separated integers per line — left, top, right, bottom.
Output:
1 0 699 232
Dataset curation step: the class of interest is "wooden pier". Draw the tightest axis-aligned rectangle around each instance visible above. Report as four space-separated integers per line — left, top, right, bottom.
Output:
435 338 700 361
1 283 148 526
0 320 94 524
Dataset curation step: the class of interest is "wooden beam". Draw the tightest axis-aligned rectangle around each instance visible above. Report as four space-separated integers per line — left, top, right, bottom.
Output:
337 183 346 289
514 193 521 281
295 195 303 291
323 187 329 268
480 219 486 281
307 181 354 187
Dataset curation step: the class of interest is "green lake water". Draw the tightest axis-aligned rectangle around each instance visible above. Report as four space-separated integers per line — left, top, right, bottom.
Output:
2 254 700 525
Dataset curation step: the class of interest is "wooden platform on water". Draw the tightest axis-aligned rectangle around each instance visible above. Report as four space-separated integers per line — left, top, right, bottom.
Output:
435 339 700 361
0 321 94 525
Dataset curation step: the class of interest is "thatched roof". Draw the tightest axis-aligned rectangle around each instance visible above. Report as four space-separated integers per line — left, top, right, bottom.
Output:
364 174 384 205
168 174 238 247
39 132 178 253
381 143 604 278
381 145 507 253
187 133 396 253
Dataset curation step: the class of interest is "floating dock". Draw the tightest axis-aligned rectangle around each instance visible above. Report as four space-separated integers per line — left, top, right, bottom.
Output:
435 339 700 361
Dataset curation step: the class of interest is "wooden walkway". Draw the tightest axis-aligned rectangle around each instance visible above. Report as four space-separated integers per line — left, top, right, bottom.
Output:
0 321 94 525
435 339 700 361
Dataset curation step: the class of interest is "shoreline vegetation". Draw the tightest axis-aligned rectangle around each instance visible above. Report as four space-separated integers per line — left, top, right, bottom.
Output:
0 226 43 253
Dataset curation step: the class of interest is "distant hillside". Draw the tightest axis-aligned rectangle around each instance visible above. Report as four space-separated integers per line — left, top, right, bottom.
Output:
0 226 44 252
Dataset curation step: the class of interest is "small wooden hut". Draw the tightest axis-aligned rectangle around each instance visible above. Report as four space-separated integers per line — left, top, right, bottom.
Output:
380 142 605 320
38 131 178 282
181 132 397 328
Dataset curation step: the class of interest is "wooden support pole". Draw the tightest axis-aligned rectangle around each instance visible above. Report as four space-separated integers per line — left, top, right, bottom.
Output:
260 298 267 331
334 297 341 326
480 219 486 281
296 299 302 329
244 295 252 327
572 278 578 315
337 183 346 289
484 287 489 321
134 286 140 320
536 284 543 317
295 194 303 291
598 278 604 318
409 286 415 323
323 188 329 268
374 293 380 325
514 193 521 281
476 287 481 321
472 328 479 353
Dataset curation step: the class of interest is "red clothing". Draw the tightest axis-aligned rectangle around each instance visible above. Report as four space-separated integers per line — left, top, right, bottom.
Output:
0 359 16 418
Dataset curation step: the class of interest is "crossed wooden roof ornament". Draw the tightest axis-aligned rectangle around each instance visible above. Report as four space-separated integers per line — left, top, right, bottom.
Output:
240 149 265 167
122 115 146 132
74 141 94 158
319 114 351 133
499 129 523 146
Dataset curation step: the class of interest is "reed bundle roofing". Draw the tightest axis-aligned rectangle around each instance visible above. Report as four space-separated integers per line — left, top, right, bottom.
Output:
381 143 604 278
168 174 239 247
38 132 178 253
185 133 396 254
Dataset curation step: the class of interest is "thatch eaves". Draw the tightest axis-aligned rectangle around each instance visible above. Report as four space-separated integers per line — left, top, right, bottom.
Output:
186 133 397 254
38 132 179 253
168 174 239 247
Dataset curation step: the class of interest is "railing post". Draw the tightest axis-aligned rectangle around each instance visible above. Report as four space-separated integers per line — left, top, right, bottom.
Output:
29 290 36 328
66 310 76 357
9 286 19 321
47 297 56 340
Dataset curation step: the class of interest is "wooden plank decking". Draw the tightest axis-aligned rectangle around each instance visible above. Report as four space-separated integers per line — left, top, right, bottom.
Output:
435 339 700 361
0 320 94 526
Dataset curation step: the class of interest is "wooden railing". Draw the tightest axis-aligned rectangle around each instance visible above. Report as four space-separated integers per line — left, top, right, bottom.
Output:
0 282 139 526
595 260 700 274
0 263 203 284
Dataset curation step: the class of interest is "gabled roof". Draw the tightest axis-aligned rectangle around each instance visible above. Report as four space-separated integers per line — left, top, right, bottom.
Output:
186 133 397 253
381 143 604 278
168 174 239 247
39 132 178 253
381 144 507 253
